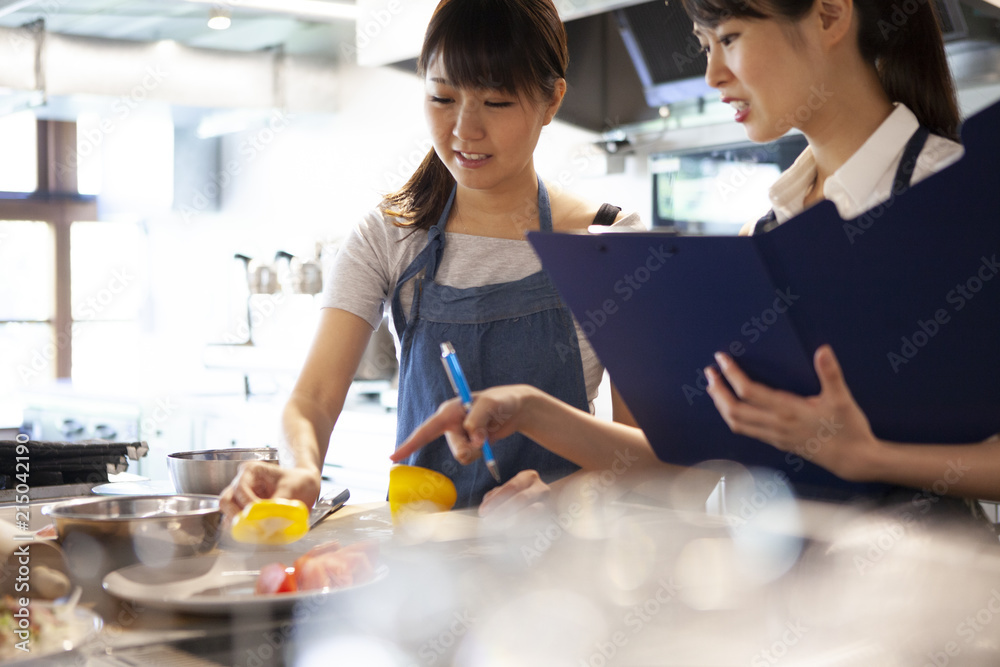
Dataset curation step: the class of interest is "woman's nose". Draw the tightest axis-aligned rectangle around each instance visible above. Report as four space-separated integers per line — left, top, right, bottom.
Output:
704 49 730 90
453 102 485 140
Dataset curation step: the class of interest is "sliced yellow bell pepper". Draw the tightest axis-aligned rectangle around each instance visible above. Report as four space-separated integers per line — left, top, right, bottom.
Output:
388 464 457 522
230 498 310 545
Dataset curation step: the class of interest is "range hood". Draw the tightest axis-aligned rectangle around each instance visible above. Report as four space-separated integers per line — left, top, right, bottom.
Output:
561 0 1000 131
356 0 1000 133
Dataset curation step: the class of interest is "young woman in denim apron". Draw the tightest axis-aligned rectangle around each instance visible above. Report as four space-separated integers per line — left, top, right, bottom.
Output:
219 0 641 519
393 0 1000 517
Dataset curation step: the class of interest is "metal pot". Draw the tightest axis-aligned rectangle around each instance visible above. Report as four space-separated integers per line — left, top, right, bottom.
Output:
167 447 279 495
275 249 323 295
235 253 279 295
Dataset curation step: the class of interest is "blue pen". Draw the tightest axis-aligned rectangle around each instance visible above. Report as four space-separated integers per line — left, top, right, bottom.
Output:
440 342 502 484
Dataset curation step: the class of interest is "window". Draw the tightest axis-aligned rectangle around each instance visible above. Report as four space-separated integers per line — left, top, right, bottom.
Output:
70 221 147 388
0 119 98 394
0 111 37 193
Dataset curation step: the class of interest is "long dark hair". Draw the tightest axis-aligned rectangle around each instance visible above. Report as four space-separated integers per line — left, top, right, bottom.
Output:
383 0 569 230
681 0 961 141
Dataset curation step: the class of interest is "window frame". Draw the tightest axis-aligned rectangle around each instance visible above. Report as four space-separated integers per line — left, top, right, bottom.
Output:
0 119 97 380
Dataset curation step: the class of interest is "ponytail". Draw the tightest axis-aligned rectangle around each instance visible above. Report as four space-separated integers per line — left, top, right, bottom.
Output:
383 149 455 230
856 0 961 141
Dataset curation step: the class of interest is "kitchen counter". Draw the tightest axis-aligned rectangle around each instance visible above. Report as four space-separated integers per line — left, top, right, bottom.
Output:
10 483 1000 666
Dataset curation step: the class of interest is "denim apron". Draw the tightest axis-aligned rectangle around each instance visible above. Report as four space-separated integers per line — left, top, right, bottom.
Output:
390 178 587 508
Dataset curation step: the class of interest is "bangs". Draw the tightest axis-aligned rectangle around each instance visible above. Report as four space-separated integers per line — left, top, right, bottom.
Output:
418 0 566 99
682 0 770 27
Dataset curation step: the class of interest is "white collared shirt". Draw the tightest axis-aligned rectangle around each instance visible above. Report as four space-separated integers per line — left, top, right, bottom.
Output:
768 104 964 224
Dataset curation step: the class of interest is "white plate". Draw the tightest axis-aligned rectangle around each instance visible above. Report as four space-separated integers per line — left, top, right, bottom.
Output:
102 551 386 615
1 602 103 664
90 479 177 496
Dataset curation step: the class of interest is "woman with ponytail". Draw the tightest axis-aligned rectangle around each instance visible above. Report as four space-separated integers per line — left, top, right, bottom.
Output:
689 0 999 511
682 0 964 235
395 0 1000 513
221 0 643 517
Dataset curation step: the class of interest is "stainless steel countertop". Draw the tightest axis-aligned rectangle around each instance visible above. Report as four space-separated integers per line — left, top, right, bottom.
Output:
10 483 1000 666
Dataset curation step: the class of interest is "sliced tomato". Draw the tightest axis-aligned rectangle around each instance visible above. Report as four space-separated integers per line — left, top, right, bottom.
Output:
293 540 341 572
35 524 59 539
294 549 375 591
255 562 298 595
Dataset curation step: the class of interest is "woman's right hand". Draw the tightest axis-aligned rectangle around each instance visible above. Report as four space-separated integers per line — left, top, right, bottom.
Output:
219 462 322 519
391 384 541 465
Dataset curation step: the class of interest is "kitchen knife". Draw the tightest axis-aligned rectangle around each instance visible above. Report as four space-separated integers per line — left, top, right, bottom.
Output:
308 488 350 529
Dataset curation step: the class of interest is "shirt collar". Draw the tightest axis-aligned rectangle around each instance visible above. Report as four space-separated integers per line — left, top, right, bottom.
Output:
767 103 920 222
825 103 919 215
768 140 815 223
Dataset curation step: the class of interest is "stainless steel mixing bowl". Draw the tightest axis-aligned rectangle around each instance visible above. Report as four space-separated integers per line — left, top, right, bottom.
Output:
167 447 279 495
41 495 224 574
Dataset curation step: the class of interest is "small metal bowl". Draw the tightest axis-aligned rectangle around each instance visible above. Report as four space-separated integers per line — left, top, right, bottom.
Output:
41 495 223 575
167 447 279 496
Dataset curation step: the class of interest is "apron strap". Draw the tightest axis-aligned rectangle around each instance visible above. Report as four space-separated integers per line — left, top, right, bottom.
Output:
390 176 552 339
752 208 780 236
891 126 930 194
390 186 454 340
537 176 553 232
592 203 622 226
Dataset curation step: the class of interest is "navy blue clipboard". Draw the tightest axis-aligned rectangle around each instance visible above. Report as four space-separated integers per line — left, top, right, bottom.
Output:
529 100 1000 496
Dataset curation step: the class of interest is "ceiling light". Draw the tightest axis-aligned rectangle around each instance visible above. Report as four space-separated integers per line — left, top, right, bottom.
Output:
186 0 358 22
207 7 231 30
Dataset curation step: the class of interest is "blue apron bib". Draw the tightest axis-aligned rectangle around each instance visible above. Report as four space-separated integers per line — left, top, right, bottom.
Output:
390 178 588 508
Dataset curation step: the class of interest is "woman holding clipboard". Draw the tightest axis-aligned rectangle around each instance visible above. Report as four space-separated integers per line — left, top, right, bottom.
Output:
394 0 1000 516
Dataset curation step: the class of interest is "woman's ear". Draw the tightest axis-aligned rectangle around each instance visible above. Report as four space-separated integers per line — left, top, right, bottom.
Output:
543 78 567 125
817 0 854 47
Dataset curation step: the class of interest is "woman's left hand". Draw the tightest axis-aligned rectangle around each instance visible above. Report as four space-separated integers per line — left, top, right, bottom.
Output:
705 344 882 481
478 469 552 520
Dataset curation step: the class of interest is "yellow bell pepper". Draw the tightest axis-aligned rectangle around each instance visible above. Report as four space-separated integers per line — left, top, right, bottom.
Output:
230 498 310 545
388 464 457 522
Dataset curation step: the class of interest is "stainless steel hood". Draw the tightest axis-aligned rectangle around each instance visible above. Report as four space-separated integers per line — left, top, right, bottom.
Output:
561 0 1000 132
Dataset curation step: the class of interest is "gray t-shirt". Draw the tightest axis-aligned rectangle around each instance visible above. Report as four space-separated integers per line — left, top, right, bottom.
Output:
322 206 646 407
